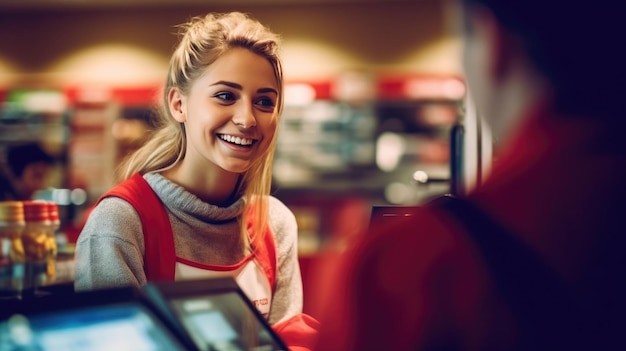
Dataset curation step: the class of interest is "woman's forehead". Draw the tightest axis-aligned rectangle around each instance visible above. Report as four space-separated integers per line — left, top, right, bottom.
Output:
196 48 279 91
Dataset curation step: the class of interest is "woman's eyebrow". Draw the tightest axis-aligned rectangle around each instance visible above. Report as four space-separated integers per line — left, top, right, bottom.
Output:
210 80 277 95
210 80 242 89
258 87 278 95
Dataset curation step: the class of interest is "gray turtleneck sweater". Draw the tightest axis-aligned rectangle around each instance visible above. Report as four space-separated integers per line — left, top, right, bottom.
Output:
74 172 302 325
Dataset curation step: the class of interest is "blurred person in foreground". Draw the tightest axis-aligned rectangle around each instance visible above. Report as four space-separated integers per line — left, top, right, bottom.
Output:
0 143 54 201
314 0 626 350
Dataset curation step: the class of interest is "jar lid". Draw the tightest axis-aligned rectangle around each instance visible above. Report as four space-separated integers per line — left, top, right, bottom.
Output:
0 201 25 223
22 201 50 222
47 201 60 222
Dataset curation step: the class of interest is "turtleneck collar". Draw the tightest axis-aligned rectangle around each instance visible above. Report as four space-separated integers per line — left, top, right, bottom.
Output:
144 172 245 224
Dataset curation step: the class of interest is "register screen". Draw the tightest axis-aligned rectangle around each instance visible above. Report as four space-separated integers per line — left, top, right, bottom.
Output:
0 303 186 351
170 291 285 351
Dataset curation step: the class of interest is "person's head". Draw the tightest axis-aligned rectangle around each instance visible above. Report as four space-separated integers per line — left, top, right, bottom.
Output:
118 11 283 231
165 12 282 180
6 143 54 200
460 0 625 137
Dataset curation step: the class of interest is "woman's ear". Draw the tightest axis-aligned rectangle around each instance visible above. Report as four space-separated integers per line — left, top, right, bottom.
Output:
168 87 186 123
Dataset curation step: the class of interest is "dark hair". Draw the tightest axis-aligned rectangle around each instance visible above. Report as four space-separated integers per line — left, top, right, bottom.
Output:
6 143 54 177
462 0 625 119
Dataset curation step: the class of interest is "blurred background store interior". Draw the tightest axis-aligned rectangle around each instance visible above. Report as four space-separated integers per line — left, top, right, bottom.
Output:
0 0 472 260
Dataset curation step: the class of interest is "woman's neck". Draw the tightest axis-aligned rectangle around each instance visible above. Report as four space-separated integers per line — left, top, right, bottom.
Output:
162 162 242 206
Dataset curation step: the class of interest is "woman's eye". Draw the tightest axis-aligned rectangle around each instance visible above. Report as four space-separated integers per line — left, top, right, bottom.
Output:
256 97 276 108
215 92 235 101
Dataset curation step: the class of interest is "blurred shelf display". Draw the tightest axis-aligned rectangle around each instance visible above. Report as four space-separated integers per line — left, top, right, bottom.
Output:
274 74 466 251
275 74 464 206
0 88 71 191
0 73 466 251
274 100 378 186
0 86 156 238
68 100 119 203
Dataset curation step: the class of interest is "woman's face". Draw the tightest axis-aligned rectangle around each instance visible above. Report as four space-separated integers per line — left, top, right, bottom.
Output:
173 47 279 175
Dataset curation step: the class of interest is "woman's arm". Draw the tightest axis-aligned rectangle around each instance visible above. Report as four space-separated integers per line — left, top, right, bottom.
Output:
74 197 147 291
267 196 303 325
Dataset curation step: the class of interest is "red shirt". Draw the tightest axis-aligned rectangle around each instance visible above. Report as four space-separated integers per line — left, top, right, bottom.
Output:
313 103 626 350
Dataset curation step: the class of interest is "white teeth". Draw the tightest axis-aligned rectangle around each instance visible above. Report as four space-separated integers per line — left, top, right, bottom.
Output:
220 134 253 146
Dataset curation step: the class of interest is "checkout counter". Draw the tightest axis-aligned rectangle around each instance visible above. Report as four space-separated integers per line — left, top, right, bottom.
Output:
0 200 288 350
0 276 288 351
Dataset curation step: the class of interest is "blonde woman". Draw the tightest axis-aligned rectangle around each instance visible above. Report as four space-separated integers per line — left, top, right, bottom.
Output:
75 12 317 349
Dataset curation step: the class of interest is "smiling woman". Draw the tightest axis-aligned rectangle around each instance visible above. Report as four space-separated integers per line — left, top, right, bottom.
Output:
73 11 318 350
165 47 279 181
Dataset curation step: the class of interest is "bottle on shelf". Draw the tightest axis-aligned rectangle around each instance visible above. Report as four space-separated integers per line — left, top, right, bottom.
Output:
0 201 26 299
45 201 60 280
22 200 55 296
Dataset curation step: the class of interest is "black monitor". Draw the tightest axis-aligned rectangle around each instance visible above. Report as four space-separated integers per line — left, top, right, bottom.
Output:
369 205 420 230
142 277 288 351
0 287 191 351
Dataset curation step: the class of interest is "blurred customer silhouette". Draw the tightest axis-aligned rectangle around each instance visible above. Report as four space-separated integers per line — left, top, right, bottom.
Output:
0 143 54 201
314 0 626 350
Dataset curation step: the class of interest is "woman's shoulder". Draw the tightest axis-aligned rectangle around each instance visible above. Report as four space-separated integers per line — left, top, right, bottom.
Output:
93 195 139 216
268 195 296 221
267 196 297 241
79 196 143 243
268 195 291 211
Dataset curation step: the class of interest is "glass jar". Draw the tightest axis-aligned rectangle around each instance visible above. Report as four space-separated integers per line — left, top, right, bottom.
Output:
0 201 26 299
45 201 60 280
22 200 52 293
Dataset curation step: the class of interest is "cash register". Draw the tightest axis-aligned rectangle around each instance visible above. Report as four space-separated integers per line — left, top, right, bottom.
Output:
0 286 191 351
143 277 288 351
0 277 288 351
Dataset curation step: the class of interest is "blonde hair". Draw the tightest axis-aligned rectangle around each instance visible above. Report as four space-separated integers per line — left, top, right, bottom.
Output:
117 11 283 241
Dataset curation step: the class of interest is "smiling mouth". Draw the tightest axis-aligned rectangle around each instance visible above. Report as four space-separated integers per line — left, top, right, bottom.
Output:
218 134 255 146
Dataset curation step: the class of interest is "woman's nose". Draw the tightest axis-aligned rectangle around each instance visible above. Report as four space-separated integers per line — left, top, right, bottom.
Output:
232 102 257 129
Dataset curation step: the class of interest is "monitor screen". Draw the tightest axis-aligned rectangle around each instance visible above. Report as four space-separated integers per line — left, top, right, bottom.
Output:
0 302 188 351
369 205 420 230
143 277 288 351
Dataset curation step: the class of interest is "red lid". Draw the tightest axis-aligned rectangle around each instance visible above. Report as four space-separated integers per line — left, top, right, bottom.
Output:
22 201 50 222
47 201 60 222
